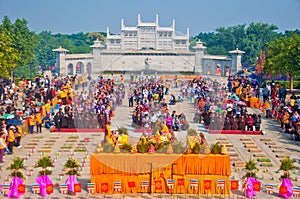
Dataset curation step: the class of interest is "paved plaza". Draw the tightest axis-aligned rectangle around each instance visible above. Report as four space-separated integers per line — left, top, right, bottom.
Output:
0 75 299 199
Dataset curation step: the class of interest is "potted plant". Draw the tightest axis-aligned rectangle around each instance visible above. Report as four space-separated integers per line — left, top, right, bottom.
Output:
244 156 259 179
6 157 26 198
172 142 185 154
64 158 81 194
191 143 202 154
187 128 197 136
210 142 222 154
117 126 128 135
120 143 132 152
278 156 296 180
117 126 129 145
34 156 54 197
243 156 261 199
277 156 295 198
103 142 115 152
137 136 150 153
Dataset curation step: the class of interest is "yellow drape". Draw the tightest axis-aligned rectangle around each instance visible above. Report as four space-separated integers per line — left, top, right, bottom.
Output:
90 153 231 195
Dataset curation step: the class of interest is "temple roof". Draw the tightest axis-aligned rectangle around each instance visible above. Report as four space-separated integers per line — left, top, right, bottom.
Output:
52 46 69 52
229 48 245 54
193 41 206 49
90 39 105 48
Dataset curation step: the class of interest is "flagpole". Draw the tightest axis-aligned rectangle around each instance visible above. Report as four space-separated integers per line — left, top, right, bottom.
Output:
148 163 153 194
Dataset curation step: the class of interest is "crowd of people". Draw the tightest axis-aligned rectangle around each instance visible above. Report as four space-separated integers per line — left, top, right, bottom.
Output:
174 76 262 132
0 73 104 164
129 76 189 132
184 74 299 141
53 76 125 130
1 71 299 164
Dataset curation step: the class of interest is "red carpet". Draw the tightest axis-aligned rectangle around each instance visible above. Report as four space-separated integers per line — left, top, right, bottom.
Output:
209 130 262 135
50 128 105 133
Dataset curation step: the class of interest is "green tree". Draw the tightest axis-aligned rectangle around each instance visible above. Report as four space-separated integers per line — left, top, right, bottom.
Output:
193 22 279 66
13 18 36 67
0 16 36 78
264 33 300 90
34 31 57 69
0 32 19 77
242 22 278 65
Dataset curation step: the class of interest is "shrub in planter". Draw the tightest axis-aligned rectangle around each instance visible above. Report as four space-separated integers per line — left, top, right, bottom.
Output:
103 142 115 152
210 142 222 154
172 142 185 154
120 143 132 152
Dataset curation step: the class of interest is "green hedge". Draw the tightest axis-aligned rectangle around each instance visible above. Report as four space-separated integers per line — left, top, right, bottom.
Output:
260 80 300 89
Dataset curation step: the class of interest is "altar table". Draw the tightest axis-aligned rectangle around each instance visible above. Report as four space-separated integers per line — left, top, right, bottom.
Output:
90 153 231 195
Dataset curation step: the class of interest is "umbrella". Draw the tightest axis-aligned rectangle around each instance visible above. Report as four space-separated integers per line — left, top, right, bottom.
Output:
229 95 240 101
1 114 15 119
248 74 258 79
235 101 247 106
6 119 23 126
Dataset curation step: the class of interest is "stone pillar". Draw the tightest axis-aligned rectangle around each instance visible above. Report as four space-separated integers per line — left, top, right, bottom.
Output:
229 48 245 74
52 46 69 76
193 41 206 74
91 39 105 73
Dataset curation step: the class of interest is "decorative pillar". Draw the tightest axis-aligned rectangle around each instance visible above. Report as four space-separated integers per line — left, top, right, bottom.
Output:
90 39 105 73
52 46 69 76
229 48 245 74
193 41 206 74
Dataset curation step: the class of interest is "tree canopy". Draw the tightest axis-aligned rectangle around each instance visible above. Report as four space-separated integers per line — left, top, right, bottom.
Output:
192 22 279 66
0 16 36 78
264 32 300 90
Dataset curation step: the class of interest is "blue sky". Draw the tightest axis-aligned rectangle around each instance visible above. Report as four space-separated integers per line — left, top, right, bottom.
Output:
0 0 299 36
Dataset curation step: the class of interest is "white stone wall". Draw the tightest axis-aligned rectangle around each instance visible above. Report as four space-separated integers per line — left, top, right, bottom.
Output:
94 53 195 72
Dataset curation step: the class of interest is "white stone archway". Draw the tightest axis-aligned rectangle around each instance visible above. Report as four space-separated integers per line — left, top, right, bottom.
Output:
67 63 74 75
76 62 84 74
